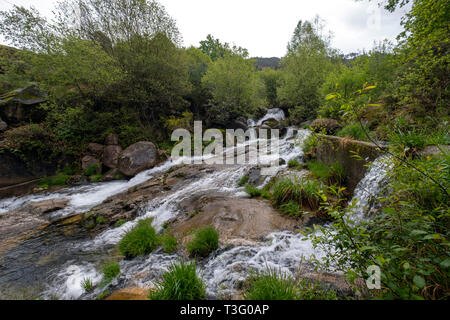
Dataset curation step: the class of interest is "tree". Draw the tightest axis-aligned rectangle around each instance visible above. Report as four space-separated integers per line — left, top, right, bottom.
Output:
199 34 248 61
278 17 332 123
202 53 264 126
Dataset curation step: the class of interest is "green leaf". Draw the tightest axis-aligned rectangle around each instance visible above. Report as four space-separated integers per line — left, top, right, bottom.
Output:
440 258 450 268
413 275 426 289
325 93 336 100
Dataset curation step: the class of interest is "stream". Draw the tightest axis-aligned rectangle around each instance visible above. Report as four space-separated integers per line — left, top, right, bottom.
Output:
0 109 390 300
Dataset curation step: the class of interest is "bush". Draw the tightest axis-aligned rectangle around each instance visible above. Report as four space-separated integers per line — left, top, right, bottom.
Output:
287 159 302 169
244 269 298 300
279 201 301 217
186 226 219 257
272 178 303 207
245 184 262 197
307 160 345 185
336 123 371 141
84 164 100 176
102 261 120 283
150 260 206 300
38 172 69 188
237 174 249 186
118 218 160 258
162 234 178 254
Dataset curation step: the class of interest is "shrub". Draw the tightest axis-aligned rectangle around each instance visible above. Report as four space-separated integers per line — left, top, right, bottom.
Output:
307 160 345 185
186 226 219 257
162 234 178 254
272 178 303 207
336 123 371 141
90 174 102 182
150 260 206 300
238 174 249 186
38 172 69 188
279 201 301 217
118 218 160 258
302 134 319 155
244 269 298 300
102 261 120 283
302 180 324 210
84 164 99 176
245 184 262 198
96 216 107 224
287 159 302 169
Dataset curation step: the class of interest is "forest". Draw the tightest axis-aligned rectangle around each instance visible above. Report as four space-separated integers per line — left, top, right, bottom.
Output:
0 0 448 301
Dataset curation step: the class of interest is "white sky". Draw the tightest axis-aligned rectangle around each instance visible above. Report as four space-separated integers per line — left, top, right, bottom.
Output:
0 0 411 57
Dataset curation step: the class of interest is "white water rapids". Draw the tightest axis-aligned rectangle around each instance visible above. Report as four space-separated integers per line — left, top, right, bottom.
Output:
0 109 390 300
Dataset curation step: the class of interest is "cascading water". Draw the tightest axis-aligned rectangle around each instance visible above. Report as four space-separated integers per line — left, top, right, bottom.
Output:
0 109 390 300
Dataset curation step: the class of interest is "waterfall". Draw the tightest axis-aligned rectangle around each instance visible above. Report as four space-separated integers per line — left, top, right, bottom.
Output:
0 108 390 300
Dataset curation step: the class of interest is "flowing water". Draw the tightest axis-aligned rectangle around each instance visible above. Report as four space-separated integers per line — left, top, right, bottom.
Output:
0 110 389 300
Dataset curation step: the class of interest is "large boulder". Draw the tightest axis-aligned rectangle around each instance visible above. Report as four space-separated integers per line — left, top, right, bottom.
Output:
310 118 341 135
87 143 104 158
102 145 122 169
118 141 159 177
0 85 47 124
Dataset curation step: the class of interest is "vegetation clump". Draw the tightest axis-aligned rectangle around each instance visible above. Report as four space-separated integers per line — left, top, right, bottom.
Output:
118 218 160 258
186 226 219 257
149 260 206 300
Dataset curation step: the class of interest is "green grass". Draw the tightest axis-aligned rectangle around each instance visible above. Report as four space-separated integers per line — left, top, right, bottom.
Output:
102 261 120 283
118 218 160 258
245 184 262 197
301 180 324 210
336 123 371 141
272 178 303 207
38 173 69 188
81 277 94 293
149 260 206 300
287 159 302 169
114 219 126 228
84 164 100 176
96 216 107 224
186 226 219 257
279 201 301 217
244 269 338 300
162 234 178 254
244 269 298 300
90 174 102 182
96 290 110 300
307 160 345 185
238 174 249 186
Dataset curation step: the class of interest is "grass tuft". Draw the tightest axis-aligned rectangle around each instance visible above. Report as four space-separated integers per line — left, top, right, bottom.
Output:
186 226 219 257
149 260 206 300
118 218 160 258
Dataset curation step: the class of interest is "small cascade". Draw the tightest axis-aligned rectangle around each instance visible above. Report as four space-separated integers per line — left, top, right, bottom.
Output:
0 107 391 300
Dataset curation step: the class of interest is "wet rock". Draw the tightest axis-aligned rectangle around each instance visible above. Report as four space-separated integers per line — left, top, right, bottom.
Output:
29 198 69 215
231 120 248 131
171 197 299 243
100 168 121 182
310 118 341 135
118 141 159 177
87 143 104 158
0 85 47 124
102 145 122 169
81 155 101 174
247 167 263 186
66 175 88 186
105 133 119 146
417 145 450 158
0 117 7 131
